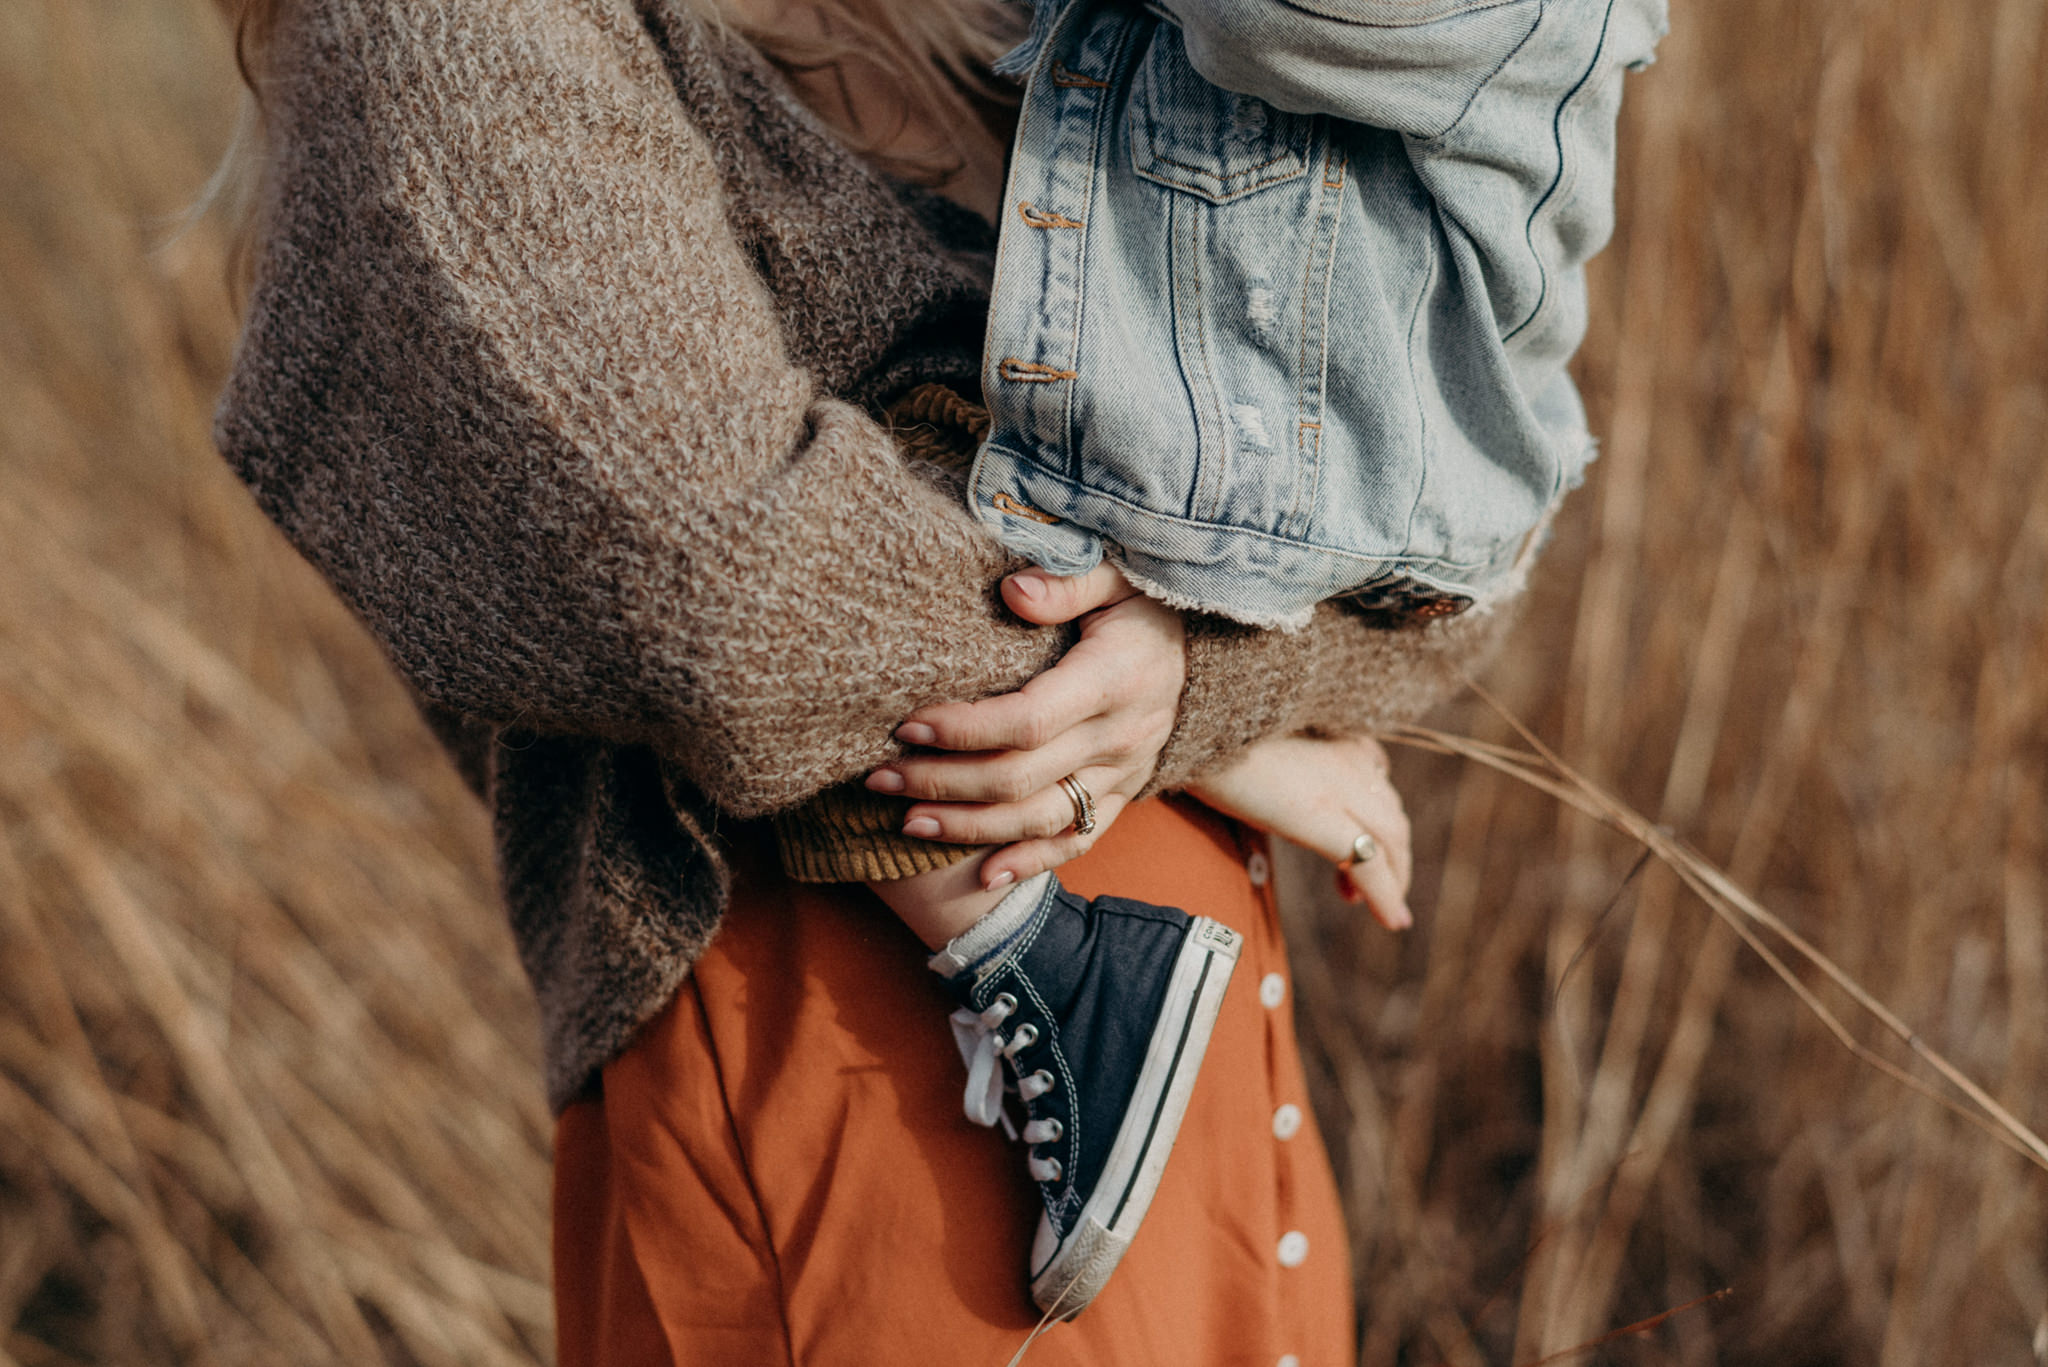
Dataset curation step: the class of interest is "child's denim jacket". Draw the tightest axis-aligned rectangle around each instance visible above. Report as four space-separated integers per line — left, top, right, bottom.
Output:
969 0 1668 628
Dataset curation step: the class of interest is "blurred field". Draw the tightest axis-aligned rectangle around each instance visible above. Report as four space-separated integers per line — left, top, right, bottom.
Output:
2 0 2044 1363
0 3 550 1364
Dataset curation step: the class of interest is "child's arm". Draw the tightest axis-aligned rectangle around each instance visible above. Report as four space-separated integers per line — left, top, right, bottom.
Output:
1162 0 1664 138
1187 734 1414 931
1161 0 1664 359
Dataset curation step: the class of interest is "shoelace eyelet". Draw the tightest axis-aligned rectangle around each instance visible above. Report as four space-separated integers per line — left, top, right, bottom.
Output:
1022 1116 1064 1145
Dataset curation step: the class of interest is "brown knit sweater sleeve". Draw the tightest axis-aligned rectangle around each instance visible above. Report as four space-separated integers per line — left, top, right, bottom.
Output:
216 0 1069 819
216 0 1503 830
1146 600 1509 794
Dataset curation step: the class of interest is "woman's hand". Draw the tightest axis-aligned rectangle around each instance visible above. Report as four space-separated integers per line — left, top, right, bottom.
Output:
1188 734 1414 930
864 562 1185 889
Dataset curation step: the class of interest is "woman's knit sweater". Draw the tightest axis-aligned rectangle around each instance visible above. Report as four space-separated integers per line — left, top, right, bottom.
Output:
215 0 1515 1111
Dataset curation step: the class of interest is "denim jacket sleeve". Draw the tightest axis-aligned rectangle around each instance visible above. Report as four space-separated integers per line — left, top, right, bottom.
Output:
1160 0 1668 355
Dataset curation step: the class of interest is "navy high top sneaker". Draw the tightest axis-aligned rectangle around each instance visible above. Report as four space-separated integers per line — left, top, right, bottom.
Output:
944 875 1242 1317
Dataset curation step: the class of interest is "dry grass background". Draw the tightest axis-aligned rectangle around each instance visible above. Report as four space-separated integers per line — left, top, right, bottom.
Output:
1 0 2043 1362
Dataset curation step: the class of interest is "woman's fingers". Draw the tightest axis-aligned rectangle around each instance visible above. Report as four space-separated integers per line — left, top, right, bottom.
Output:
881 734 1100 806
1333 757 1412 926
1183 732 1415 930
893 777 1100 847
978 786 1130 889
892 664 1109 756
1341 790 1413 930
1337 834 1413 931
874 585 1185 884
1000 561 1135 626
1202 735 1411 929
1275 796 1412 931
1346 754 1412 891
894 602 1177 754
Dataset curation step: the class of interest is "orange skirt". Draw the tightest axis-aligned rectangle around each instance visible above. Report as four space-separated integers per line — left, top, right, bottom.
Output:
552 796 1356 1366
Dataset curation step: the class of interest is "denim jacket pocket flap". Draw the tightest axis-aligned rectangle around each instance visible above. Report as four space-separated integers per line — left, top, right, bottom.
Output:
1127 27 1315 204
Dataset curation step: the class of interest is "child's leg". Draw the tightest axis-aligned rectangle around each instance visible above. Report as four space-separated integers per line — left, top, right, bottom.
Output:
866 859 1019 951
770 781 1023 949
773 782 1242 1320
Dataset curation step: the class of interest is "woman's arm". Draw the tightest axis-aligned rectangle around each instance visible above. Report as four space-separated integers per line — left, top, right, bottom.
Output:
1156 595 1512 788
218 0 1064 818
222 0 1503 832
876 563 1512 885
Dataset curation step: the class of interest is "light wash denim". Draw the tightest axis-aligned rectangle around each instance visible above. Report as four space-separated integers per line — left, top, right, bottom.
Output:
969 0 1668 627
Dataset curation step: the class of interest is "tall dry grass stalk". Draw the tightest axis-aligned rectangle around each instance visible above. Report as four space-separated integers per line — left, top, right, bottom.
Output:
1 0 2043 1362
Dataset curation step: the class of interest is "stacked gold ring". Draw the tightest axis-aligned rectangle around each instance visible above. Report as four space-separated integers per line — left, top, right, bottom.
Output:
1058 774 1098 837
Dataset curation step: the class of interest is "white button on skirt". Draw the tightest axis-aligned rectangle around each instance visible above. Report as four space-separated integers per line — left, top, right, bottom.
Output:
1259 972 1287 1009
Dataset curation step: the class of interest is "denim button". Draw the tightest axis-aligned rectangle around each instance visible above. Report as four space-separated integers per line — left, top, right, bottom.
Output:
1259 972 1287 1009
1276 1231 1309 1268
1272 1103 1302 1140
1246 851 1271 887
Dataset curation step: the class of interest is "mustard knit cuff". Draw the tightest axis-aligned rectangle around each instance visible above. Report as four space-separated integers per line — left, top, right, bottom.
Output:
772 784 984 883
882 383 990 477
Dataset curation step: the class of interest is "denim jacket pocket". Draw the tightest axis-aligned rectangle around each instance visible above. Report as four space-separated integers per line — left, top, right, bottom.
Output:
1126 26 1317 204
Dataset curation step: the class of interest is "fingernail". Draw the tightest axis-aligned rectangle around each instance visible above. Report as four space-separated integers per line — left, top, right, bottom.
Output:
903 817 942 838
1008 573 1045 604
984 870 1016 892
864 769 905 793
1386 904 1414 931
897 722 937 746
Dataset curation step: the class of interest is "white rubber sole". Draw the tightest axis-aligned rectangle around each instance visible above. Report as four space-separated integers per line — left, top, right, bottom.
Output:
1027 917 1243 1318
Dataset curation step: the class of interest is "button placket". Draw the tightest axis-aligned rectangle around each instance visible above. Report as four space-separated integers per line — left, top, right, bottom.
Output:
988 10 1131 466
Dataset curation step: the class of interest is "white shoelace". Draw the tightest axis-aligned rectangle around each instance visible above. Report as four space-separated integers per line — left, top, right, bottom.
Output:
948 995 1059 1152
949 999 1014 1129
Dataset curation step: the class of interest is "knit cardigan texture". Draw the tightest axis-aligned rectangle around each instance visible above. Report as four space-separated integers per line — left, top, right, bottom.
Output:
215 0 1517 1112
